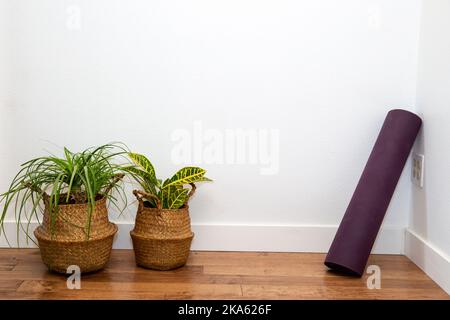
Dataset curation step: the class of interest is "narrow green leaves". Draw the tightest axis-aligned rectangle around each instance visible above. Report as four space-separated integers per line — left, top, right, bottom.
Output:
0 143 128 245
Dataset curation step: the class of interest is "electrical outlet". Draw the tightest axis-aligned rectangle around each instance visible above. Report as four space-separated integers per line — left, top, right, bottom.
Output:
412 153 424 188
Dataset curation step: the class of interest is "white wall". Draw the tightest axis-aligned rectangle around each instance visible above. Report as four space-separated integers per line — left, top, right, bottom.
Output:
406 0 450 293
0 1 5 109
1 1 421 251
0 1 14 186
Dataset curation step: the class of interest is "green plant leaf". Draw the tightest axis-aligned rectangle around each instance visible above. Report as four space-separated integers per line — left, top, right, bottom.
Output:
193 176 213 183
128 153 156 180
63 148 71 171
66 164 78 203
122 166 154 183
122 166 158 194
161 186 189 209
162 167 210 189
83 165 96 238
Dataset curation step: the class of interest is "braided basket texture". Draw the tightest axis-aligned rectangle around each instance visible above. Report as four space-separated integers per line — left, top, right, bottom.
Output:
34 197 117 274
131 199 194 270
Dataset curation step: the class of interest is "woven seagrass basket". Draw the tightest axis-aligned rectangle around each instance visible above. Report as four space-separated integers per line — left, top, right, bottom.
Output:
34 195 117 274
131 189 195 270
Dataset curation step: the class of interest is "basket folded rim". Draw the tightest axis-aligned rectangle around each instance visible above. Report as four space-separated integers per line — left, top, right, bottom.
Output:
130 231 194 242
34 223 118 243
47 195 107 208
138 205 189 213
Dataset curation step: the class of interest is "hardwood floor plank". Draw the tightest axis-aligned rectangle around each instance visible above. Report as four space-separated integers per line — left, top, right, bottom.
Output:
241 284 449 300
0 249 447 300
0 280 23 293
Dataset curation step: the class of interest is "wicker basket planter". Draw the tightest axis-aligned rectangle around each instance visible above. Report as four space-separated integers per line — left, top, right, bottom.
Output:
34 196 117 274
131 191 194 270
0 144 126 274
123 153 210 271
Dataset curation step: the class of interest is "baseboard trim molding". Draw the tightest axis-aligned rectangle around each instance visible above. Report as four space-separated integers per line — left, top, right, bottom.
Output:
404 228 450 294
0 221 404 254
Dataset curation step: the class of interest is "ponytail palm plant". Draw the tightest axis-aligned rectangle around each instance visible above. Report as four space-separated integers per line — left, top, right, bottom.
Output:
0 143 128 244
124 153 211 209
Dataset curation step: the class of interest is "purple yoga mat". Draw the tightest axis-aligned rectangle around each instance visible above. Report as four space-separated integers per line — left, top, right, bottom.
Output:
324 109 422 276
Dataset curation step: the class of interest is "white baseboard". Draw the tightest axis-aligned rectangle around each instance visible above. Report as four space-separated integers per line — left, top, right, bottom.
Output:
0 220 404 254
404 228 450 294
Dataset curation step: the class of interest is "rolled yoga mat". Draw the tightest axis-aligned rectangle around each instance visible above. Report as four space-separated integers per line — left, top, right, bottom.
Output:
324 109 422 276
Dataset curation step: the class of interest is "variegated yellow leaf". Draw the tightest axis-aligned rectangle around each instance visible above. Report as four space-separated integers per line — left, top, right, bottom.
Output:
128 153 156 180
162 167 210 189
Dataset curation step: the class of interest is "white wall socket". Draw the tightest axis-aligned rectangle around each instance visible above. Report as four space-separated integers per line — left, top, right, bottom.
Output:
412 153 424 188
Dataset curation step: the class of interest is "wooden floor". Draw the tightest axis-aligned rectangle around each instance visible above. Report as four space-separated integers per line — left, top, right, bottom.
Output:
0 249 447 300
